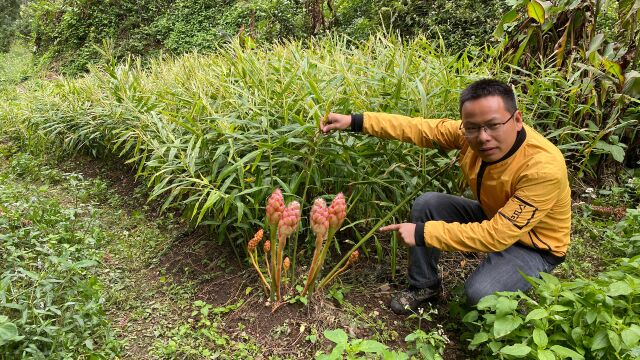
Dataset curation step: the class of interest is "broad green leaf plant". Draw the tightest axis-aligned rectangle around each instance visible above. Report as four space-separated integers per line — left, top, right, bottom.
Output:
464 255 640 359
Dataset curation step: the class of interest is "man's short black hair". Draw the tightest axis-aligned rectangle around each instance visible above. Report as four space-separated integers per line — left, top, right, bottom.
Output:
459 79 517 113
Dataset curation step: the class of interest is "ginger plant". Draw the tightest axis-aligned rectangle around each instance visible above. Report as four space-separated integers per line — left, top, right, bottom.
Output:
251 188 301 303
247 189 357 306
247 229 269 293
265 188 285 301
302 193 348 296
275 201 301 301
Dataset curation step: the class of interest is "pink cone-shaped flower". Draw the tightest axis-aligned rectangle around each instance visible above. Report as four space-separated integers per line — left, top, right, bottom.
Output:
266 188 285 226
278 201 301 238
328 193 347 230
310 198 329 237
283 257 290 271
263 240 271 253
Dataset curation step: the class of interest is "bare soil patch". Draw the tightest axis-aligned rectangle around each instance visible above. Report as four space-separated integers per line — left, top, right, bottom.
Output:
154 224 482 358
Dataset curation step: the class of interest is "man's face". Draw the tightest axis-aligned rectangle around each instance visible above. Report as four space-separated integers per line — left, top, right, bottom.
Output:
460 95 523 162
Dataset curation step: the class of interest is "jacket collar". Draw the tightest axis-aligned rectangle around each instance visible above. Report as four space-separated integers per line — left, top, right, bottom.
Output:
483 127 527 165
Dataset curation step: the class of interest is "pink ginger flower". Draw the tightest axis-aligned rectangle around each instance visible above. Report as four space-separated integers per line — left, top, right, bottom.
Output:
310 198 329 237
278 201 301 238
266 188 285 226
328 193 347 230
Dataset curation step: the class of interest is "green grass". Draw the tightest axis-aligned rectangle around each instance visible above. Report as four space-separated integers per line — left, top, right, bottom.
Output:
0 153 121 357
0 43 32 89
0 146 269 358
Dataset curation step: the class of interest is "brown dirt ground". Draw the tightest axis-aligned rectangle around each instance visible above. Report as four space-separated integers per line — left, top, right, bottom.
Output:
155 226 481 359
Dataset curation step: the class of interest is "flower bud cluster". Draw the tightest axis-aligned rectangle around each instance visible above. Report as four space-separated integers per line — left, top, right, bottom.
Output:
278 201 301 238
310 198 329 237
266 188 285 226
328 193 346 230
247 228 264 251
347 250 359 265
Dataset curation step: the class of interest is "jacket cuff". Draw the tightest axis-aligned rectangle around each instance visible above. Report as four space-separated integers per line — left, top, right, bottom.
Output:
414 222 426 247
350 113 364 132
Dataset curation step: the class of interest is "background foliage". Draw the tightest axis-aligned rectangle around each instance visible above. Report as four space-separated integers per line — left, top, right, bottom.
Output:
16 0 506 74
3 36 477 259
495 0 640 171
0 0 22 52
11 0 639 169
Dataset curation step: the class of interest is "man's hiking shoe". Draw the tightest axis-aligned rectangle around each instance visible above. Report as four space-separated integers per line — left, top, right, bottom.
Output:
389 285 441 315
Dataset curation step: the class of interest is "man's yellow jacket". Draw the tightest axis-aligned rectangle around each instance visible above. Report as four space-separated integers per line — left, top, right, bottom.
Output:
356 112 571 261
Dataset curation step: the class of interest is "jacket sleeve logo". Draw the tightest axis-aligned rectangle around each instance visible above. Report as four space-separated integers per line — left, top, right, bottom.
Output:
499 196 538 229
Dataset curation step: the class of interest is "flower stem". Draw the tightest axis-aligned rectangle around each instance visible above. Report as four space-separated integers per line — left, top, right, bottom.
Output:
248 250 270 294
306 227 336 296
264 255 271 279
317 262 349 291
275 233 288 302
302 233 324 296
269 224 277 301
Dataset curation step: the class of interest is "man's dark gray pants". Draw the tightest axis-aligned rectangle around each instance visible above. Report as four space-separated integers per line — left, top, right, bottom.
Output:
409 192 557 305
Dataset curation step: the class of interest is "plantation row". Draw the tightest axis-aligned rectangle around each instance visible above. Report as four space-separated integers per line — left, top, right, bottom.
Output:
6 36 472 253
4 36 636 255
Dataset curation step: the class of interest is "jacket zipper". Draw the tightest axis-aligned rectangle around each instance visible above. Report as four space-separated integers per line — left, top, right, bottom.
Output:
474 128 528 204
476 161 488 204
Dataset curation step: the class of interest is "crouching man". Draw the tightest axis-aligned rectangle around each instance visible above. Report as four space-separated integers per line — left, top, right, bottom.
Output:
321 79 570 314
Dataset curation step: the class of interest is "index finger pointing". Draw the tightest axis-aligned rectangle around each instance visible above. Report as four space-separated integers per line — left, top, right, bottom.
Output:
379 224 401 232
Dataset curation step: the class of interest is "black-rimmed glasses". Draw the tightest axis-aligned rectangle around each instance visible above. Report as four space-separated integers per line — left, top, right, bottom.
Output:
459 110 517 138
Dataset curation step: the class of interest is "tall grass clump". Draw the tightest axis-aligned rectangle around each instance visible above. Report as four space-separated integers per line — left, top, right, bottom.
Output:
4 35 493 259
